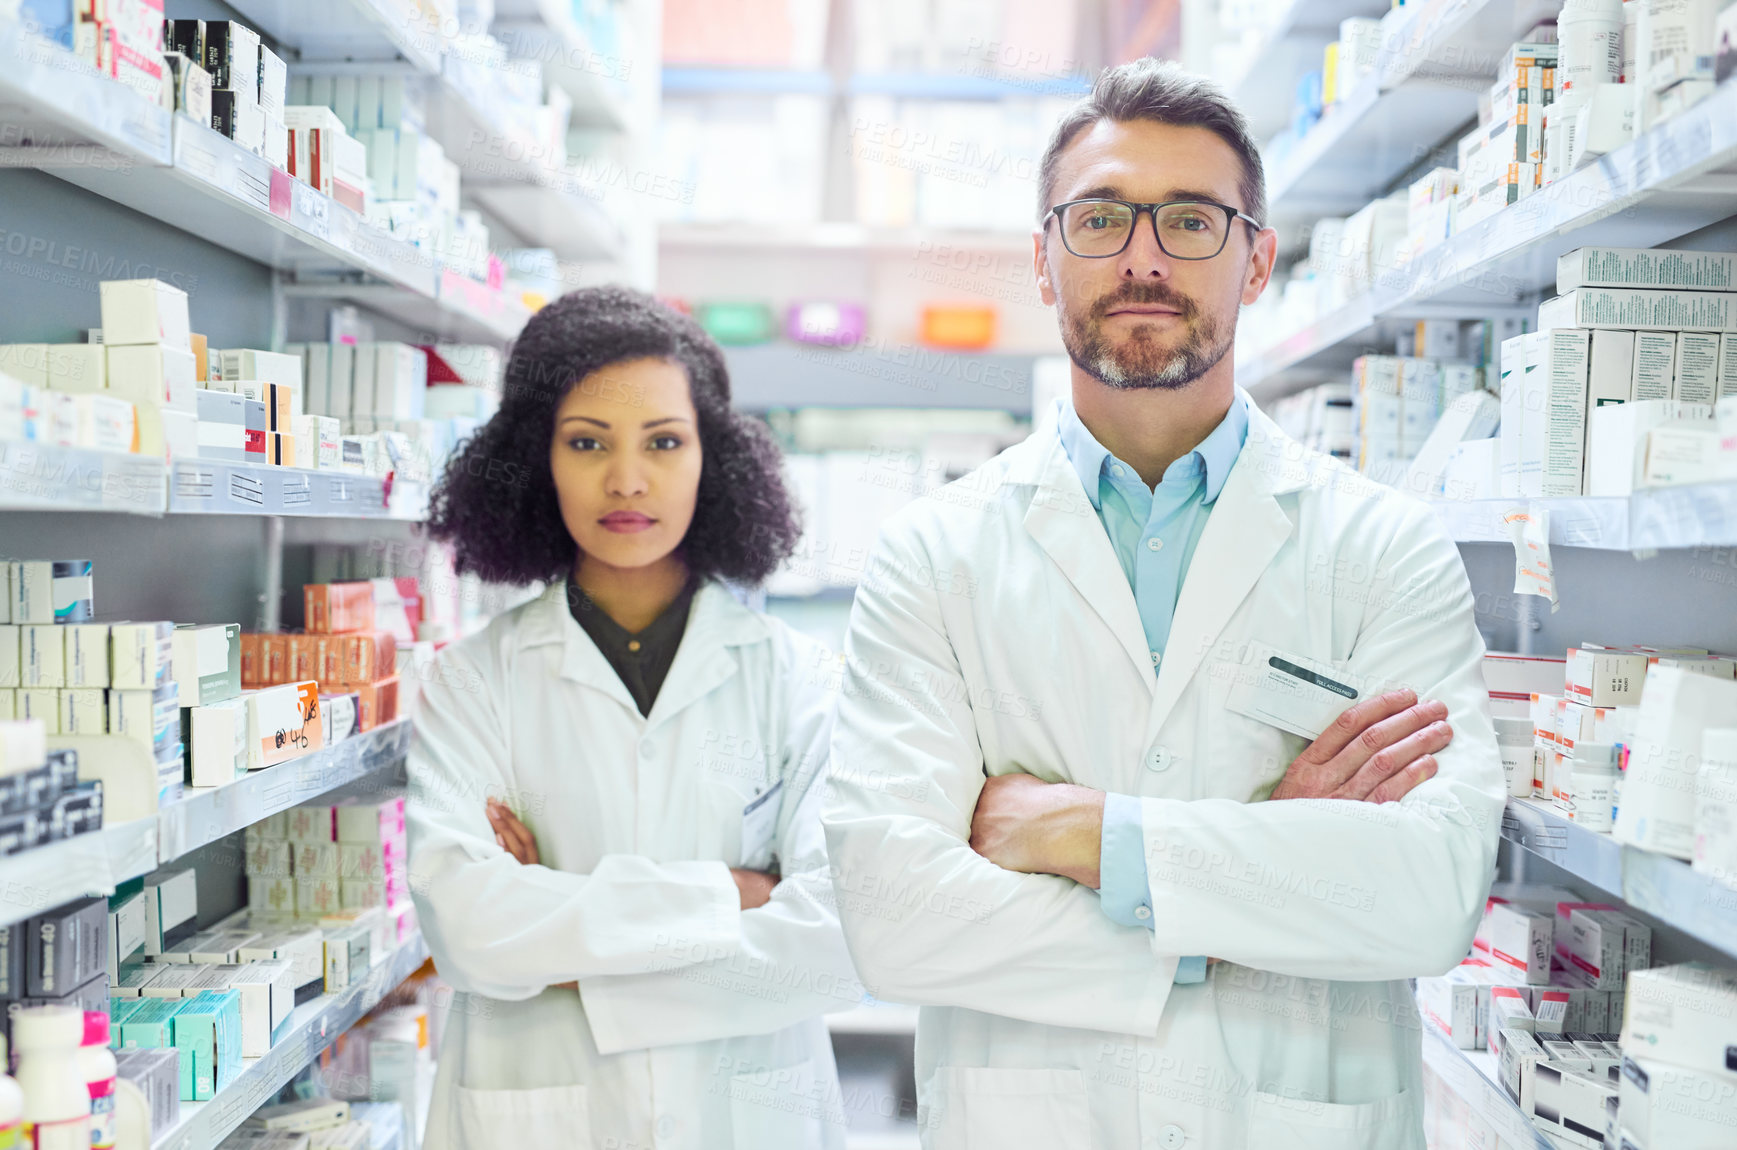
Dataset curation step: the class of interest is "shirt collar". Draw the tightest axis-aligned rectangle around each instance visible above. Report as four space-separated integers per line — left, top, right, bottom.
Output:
1056 392 1249 507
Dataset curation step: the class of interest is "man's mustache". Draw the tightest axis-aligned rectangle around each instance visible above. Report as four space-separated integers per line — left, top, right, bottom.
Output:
1090 283 1198 321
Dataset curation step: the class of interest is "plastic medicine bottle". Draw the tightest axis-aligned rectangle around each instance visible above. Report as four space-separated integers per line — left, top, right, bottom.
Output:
12 1007 89 1150
75 1014 115 1150
0 1033 23 1149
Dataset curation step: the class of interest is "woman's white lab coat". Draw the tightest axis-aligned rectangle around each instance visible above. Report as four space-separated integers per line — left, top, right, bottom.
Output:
409 581 858 1150
822 396 1506 1150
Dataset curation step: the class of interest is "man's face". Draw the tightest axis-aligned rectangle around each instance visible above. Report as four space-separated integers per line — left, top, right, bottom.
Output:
1034 119 1274 392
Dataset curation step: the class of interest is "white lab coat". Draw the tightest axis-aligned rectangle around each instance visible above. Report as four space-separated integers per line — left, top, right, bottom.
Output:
823 396 1505 1150
409 581 858 1150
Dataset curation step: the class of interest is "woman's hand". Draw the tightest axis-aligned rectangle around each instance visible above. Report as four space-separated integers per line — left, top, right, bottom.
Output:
731 868 778 910
487 798 540 866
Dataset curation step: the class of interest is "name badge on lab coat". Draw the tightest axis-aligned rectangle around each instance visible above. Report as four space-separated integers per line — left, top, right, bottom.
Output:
740 779 783 868
1223 641 1384 740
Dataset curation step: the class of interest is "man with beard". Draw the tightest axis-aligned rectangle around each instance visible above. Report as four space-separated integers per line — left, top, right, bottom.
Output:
822 58 1504 1150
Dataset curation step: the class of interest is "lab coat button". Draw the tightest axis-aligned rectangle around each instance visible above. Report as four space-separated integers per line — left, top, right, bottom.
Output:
1134 905 1152 921
1146 536 1164 552
639 737 656 757
1146 746 1170 772
1158 1124 1186 1149
656 1115 675 1138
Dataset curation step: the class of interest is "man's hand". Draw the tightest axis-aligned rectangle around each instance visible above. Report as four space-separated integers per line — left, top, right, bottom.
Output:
1272 688 1453 803
969 774 1105 889
731 868 778 910
487 798 540 865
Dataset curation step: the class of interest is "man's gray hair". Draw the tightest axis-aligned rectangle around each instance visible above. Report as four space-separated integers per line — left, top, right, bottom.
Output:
1037 58 1267 228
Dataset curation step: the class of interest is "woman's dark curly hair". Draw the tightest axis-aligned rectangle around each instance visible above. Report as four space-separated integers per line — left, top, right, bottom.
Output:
427 286 802 586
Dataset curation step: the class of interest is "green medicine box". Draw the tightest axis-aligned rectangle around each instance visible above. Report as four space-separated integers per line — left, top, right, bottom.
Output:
174 989 242 1100
107 998 146 1049
117 997 185 1053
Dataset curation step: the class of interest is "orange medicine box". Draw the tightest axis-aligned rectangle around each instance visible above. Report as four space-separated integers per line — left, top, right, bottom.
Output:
342 631 396 687
304 582 374 634
239 633 263 688
353 676 398 732
287 634 318 684
316 635 344 688
245 680 323 769
262 634 290 685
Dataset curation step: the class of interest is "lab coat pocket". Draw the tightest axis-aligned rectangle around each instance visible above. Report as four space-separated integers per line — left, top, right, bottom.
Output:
928 1067 1092 1150
455 1083 591 1150
1245 1088 1417 1150
727 1057 826 1148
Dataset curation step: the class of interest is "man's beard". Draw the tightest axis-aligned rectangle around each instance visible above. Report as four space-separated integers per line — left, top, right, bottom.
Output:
1059 282 1231 391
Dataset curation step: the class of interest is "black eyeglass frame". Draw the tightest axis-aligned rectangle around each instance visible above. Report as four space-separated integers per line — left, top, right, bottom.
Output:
1044 197 1264 260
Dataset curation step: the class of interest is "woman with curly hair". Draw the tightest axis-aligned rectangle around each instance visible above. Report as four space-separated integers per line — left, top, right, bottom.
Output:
408 287 856 1150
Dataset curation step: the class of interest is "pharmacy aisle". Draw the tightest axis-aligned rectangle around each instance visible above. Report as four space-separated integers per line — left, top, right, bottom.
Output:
1183 1 1737 1148
0 0 648 1140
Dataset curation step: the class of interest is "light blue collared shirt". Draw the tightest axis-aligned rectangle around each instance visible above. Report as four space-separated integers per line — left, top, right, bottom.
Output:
1055 394 1249 984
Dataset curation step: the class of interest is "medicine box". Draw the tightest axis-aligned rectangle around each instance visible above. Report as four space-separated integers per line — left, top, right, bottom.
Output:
107 344 198 413
187 696 248 788
1676 331 1721 403
1618 1055 1737 1149
64 624 110 689
111 622 174 691
1621 964 1737 1075
1556 247 1737 293
1488 902 1553 985
243 681 323 770
24 894 106 997
239 928 326 1001
107 891 145 982
1566 648 1648 707
1521 329 1590 497
226 959 295 1056
172 624 241 708
144 868 199 956
1615 666 1737 858
1539 287 1737 332
111 962 162 999
1632 330 1677 400
98 280 191 350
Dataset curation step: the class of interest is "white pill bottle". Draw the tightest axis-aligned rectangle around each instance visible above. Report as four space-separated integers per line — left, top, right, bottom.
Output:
12 1007 88 1150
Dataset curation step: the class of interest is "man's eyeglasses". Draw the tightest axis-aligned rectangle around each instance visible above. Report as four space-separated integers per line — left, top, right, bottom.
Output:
1044 198 1262 260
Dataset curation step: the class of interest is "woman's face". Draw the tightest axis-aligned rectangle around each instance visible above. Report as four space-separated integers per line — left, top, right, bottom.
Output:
549 357 703 574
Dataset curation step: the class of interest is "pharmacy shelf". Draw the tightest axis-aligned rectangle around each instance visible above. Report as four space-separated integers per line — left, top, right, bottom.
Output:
466 181 624 262
492 0 633 130
0 723 411 931
0 817 157 932
0 441 169 515
1420 1019 1558 1150
1240 78 1737 395
152 931 432 1150
0 25 543 341
45 114 438 296
724 345 1036 412
1235 295 1384 394
1502 798 1737 962
659 222 1036 253
1265 0 1561 222
1429 482 1737 552
223 0 444 73
156 719 409 864
826 1002 919 1037
283 274 532 344
1221 0 1389 141
169 459 395 518
661 68 833 96
0 22 172 167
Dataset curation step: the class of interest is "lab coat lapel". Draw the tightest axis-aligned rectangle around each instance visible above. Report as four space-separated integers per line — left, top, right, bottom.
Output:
1017 430 1158 695
644 582 767 731
536 584 642 715
1147 402 1310 733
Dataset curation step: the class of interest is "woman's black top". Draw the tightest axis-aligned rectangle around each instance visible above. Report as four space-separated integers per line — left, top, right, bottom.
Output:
566 576 701 716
